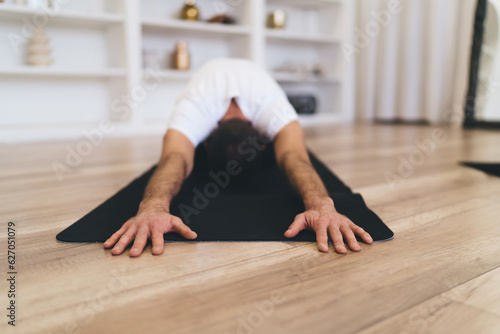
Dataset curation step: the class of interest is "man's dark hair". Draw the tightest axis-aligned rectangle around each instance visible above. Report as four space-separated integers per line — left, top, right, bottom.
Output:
206 119 268 183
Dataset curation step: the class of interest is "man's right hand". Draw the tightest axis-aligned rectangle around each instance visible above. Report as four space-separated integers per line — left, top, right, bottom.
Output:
103 203 197 257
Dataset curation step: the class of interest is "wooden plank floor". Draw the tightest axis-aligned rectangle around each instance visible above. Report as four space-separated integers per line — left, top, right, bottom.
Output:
1 123 499 334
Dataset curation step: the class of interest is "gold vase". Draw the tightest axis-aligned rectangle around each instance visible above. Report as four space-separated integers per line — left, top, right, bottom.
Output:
173 41 190 71
267 10 287 29
180 0 200 21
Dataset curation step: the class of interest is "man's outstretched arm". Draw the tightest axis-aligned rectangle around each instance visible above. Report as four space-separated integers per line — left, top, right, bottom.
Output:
273 121 373 253
103 129 197 256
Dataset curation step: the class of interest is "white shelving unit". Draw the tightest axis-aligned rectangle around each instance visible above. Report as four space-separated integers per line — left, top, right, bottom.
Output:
0 67 126 78
142 18 251 35
0 3 124 25
0 0 355 143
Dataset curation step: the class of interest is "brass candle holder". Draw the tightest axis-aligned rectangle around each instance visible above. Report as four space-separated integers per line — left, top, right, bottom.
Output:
172 41 190 71
180 0 200 21
267 10 287 29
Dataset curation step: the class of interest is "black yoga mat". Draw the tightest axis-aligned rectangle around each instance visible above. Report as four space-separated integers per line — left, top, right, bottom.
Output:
56 146 394 243
460 162 500 177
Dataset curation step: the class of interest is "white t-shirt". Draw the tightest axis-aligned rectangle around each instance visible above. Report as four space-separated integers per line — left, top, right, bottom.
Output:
167 58 298 147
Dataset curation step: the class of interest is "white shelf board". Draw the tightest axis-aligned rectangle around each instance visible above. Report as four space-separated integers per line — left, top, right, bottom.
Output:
0 121 168 144
143 69 193 80
0 67 126 79
0 4 124 26
272 71 341 84
142 18 251 36
265 29 340 44
267 0 342 6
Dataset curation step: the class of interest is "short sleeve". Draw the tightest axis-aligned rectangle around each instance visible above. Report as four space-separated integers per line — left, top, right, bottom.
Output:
167 98 218 147
254 90 299 140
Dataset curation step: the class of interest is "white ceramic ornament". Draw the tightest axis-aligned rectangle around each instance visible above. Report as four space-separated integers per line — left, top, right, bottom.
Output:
26 28 53 66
